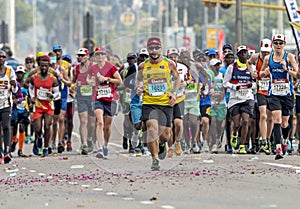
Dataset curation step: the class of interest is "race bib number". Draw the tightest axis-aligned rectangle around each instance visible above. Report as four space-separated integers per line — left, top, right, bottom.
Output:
0 88 8 100
271 79 290 96
37 88 49 100
17 100 26 110
125 89 132 103
258 79 270 91
236 86 252 99
185 83 197 101
177 88 184 97
80 85 93 96
148 78 167 96
96 85 112 99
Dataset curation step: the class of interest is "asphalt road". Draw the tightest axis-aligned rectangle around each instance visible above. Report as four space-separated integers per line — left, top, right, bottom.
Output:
1 112 300 209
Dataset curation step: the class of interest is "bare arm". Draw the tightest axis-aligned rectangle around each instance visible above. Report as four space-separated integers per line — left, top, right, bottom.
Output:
169 59 180 106
286 53 298 79
259 55 270 78
134 62 144 96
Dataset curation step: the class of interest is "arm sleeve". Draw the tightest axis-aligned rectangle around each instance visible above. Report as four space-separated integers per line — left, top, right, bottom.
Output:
223 65 236 90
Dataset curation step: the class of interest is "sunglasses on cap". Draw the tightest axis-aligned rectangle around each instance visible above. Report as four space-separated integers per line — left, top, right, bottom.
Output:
148 45 161 51
273 41 284 45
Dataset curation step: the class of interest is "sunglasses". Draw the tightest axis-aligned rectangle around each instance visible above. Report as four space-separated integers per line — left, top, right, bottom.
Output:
273 41 284 45
77 54 86 57
95 52 106 56
26 61 33 64
0 55 6 59
223 50 231 53
148 46 161 51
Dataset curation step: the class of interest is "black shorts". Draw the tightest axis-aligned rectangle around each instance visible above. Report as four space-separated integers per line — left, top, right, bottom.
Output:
257 93 268 107
267 95 294 116
173 101 184 120
229 100 254 117
77 98 94 116
296 95 300 114
142 104 173 127
93 100 113 116
17 112 30 125
200 105 211 118
54 99 62 115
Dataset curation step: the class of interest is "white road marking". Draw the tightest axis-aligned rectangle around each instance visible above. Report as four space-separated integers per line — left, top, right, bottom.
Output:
161 205 175 209
263 162 298 169
140 201 154 205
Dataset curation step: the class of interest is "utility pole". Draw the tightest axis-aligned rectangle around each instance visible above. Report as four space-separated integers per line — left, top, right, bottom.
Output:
235 0 242 46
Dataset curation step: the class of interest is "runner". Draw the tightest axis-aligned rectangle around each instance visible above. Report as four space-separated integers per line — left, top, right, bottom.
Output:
247 38 273 154
135 37 180 170
86 46 122 158
166 48 189 157
260 34 298 160
27 55 59 156
223 45 256 154
0 50 18 163
73 48 96 155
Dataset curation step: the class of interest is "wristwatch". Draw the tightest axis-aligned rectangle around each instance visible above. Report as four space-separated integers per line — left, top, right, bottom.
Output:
107 78 111 83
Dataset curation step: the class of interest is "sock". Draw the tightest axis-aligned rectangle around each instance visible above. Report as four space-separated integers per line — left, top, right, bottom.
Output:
18 132 25 151
273 124 282 145
282 126 290 141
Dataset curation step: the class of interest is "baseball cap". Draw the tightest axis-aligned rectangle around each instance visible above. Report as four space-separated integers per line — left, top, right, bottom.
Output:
224 51 234 57
16 65 26 73
25 57 34 63
139 48 149 56
222 43 233 51
207 49 217 56
209 58 221 66
76 48 89 55
237 45 248 53
53 45 62 51
260 39 272 52
62 54 72 63
167 48 179 56
127 52 137 58
95 46 106 53
272 34 286 42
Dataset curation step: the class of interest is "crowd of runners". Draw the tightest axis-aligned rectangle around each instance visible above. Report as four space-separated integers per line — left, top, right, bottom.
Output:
0 34 300 170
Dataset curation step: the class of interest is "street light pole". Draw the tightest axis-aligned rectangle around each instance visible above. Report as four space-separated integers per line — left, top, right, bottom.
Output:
235 0 242 46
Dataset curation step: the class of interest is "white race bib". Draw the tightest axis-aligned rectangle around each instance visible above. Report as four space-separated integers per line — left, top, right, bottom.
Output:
97 85 112 99
271 79 290 96
236 86 252 100
0 88 8 100
125 89 132 103
17 100 26 110
37 88 49 100
258 79 270 91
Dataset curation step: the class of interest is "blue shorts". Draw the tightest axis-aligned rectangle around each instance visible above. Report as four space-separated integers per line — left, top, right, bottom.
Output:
61 97 67 111
130 103 142 125
93 100 113 116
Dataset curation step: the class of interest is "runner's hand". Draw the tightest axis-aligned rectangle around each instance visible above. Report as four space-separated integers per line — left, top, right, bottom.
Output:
168 93 176 106
247 83 252 88
236 85 240 91
10 80 16 87
280 60 287 71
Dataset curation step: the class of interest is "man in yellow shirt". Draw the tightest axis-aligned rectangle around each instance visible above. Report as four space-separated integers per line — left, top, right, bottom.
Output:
135 37 180 171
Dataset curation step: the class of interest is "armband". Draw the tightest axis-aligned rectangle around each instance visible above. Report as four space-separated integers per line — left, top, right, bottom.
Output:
29 83 34 98
52 86 60 99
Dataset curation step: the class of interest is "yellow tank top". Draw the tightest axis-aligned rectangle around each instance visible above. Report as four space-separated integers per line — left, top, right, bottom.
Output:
143 57 172 105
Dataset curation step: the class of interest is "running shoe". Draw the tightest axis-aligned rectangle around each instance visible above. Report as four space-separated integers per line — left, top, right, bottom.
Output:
48 146 52 155
247 147 256 154
287 140 294 154
175 142 183 155
25 136 30 144
202 140 210 153
33 143 39 155
38 148 43 156
66 141 72 152
230 135 238 149
211 144 218 154
103 146 109 158
10 142 17 153
275 146 284 160
30 136 35 144
158 142 167 160
18 150 28 157
42 148 48 157
151 158 160 171
87 140 93 152
57 143 65 153
237 145 247 154
282 143 287 155
167 147 173 158
4 153 11 164
192 143 200 153
81 145 88 155
259 142 270 155
96 149 104 158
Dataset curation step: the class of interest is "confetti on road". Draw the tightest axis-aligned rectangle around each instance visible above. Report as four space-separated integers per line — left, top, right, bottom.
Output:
71 165 84 169
106 192 118 196
92 188 103 191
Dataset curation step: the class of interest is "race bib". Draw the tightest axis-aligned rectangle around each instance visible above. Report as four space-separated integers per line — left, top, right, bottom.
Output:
199 83 209 95
271 79 290 96
17 100 26 110
236 86 252 100
80 85 93 96
258 79 270 91
125 89 132 103
148 78 167 96
0 88 8 100
177 88 184 97
37 88 49 100
96 85 112 99
185 83 197 101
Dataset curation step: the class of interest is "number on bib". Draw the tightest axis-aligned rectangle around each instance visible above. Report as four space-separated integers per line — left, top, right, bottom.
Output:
80 85 93 96
37 88 49 100
97 85 112 99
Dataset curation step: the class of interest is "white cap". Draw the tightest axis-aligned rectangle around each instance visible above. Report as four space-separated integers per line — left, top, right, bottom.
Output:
16 65 26 73
167 48 179 56
260 39 272 52
139 48 149 56
237 45 248 53
209 58 221 66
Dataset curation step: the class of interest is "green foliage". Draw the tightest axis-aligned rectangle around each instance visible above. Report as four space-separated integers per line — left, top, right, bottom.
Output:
16 0 33 32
